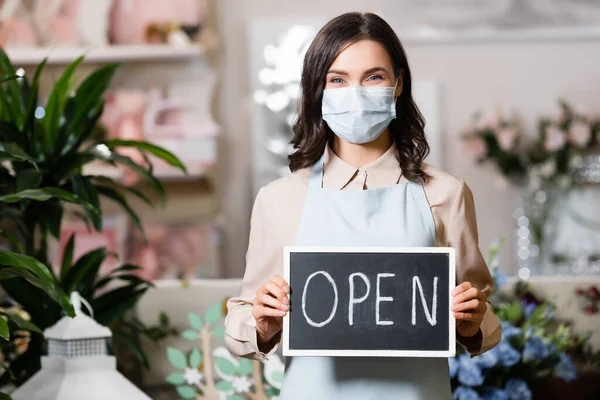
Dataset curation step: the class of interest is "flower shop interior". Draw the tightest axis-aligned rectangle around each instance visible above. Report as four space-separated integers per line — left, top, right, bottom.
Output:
1 0 600 399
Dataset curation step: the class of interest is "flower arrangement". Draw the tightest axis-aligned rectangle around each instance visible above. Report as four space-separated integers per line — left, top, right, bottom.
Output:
450 241 594 400
461 101 600 189
575 286 599 316
165 299 284 399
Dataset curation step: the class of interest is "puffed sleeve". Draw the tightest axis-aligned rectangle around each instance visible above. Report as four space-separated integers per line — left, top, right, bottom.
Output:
224 188 283 360
448 180 502 356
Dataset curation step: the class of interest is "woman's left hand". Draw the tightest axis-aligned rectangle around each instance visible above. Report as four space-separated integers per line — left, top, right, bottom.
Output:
451 282 487 337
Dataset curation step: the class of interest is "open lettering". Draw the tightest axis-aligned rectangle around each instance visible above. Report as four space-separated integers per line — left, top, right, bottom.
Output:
301 271 439 327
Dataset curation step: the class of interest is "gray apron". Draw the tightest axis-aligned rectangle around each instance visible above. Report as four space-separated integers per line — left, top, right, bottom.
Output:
280 156 452 400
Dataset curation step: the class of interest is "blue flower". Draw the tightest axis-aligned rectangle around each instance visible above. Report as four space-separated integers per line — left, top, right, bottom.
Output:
458 354 484 387
492 267 508 287
482 387 509 400
505 379 532 400
554 352 577 383
449 357 460 378
498 341 520 367
475 347 499 369
501 322 522 339
453 386 482 400
522 301 536 319
523 336 550 362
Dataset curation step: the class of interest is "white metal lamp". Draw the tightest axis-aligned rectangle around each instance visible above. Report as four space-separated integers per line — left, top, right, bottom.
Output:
12 292 151 400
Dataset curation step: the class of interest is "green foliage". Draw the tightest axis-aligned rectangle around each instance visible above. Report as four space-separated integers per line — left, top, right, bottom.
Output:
0 47 185 393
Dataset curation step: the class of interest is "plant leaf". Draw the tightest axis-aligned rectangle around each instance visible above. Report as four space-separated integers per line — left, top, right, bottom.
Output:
214 356 237 376
205 303 222 326
61 64 118 154
105 139 186 172
1 312 42 334
227 396 245 400
167 347 187 369
0 143 37 169
0 391 12 400
110 153 165 198
216 380 233 392
0 318 9 340
189 349 202 369
112 331 149 369
238 357 253 376
62 248 106 297
91 176 153 206
0 48 24 128
165 372 186 385
176 386 197 399
92 285 149 326
60 233 75 281
188 312 203 330
23 59 47 151
69 175 102 231
36 198 63 239
95 185 145 240
270 370 284 384
43 56 83 154
182 330 199 341
15 169 41 192
211 326 225 339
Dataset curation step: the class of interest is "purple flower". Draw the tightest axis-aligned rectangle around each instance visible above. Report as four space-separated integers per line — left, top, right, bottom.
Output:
475 347 499 369
523 336 551 362
453 386 482 400
449 357 460 379
522 300 536 319
554 352 577 382
505 379 532 400
501 322 522 339
498 341 520 367
482 387 509 400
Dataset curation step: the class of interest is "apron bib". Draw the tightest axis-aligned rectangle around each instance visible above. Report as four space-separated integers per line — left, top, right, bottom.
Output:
280 156 452 400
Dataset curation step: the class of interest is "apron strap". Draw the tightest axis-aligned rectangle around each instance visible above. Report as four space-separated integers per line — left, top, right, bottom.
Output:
309 155 326 189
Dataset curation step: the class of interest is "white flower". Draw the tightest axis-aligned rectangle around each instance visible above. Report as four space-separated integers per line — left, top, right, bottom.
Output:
544 126 566 152
568 121 591 147
232 376 253 393
539 160 556 178
184 368 204 386
496 127 518 151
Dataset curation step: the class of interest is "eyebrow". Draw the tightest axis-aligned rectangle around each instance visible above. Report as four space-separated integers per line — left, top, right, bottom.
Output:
327 67 390 75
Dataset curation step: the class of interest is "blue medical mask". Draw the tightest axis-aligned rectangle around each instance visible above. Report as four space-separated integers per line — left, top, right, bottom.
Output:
321 82 398 144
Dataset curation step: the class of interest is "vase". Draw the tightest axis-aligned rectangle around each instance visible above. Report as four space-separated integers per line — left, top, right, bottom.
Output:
541 152 600 276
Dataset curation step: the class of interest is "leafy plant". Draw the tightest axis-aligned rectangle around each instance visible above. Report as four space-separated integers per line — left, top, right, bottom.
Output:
0 47 185 388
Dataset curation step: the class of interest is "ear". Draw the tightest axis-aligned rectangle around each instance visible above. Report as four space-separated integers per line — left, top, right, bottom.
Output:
394 69 405 99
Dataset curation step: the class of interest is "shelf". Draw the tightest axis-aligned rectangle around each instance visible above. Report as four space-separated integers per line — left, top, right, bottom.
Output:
4 44 203 65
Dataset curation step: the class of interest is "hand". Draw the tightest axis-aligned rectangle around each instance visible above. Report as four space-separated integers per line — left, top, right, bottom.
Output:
452 282 486 338
252 274 290 345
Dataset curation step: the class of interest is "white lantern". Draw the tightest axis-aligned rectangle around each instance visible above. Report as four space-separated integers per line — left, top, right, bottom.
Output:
12 292 151 400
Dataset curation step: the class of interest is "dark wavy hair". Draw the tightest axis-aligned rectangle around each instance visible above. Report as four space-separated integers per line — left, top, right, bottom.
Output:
289 12 430 182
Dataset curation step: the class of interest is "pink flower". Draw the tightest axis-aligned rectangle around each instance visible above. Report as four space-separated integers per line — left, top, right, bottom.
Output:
462 137 487 159
497 127 518 151
568 121 591 147
544 126 567 152
553 105 567 124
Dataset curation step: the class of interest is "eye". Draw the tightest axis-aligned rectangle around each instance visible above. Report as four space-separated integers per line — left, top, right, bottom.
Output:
367 74 384 82
330 77 345 84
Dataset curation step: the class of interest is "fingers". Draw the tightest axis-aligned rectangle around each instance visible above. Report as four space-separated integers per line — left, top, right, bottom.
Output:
451 281 472 297
270 275 290 294
257 294 288 312
253 304 286 318
453 311 483 322
451 298 481 313
257 275 290 301
452 285 484 305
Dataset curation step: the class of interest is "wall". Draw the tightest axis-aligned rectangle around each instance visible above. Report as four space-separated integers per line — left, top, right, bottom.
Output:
217 0 600 278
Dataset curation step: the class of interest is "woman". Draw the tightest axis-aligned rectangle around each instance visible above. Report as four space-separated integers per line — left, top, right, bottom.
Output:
225 12 501 399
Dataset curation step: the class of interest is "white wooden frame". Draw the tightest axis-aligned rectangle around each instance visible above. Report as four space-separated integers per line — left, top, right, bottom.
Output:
282 246 456 357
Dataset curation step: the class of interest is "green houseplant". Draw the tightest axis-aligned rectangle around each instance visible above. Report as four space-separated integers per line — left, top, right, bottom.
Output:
0 47 185 389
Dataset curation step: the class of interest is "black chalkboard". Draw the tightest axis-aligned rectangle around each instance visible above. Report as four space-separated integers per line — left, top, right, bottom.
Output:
282 247 456 357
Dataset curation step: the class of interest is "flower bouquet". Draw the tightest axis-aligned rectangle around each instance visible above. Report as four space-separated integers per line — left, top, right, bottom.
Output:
450 241 595 400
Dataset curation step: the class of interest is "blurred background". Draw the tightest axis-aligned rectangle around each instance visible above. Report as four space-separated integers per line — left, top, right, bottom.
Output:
1 0 599 399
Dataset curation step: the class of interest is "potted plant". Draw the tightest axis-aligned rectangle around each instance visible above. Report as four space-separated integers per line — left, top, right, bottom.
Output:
0 48 184 391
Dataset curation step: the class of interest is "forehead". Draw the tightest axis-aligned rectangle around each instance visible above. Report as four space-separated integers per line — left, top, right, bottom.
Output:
329 39 393 72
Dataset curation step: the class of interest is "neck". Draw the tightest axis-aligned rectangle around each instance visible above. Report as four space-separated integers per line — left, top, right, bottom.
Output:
331 129 393 168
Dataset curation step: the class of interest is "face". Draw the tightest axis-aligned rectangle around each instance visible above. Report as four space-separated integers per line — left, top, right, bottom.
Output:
325 39 403 98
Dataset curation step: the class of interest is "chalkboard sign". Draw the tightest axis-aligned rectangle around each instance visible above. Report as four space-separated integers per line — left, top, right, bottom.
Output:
283 247 456 357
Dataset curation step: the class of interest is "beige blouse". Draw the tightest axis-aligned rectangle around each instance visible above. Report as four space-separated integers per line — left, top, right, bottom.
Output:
225 145 502 360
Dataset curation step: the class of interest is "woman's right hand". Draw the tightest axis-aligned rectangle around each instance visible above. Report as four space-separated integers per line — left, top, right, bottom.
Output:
252 274 290 345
